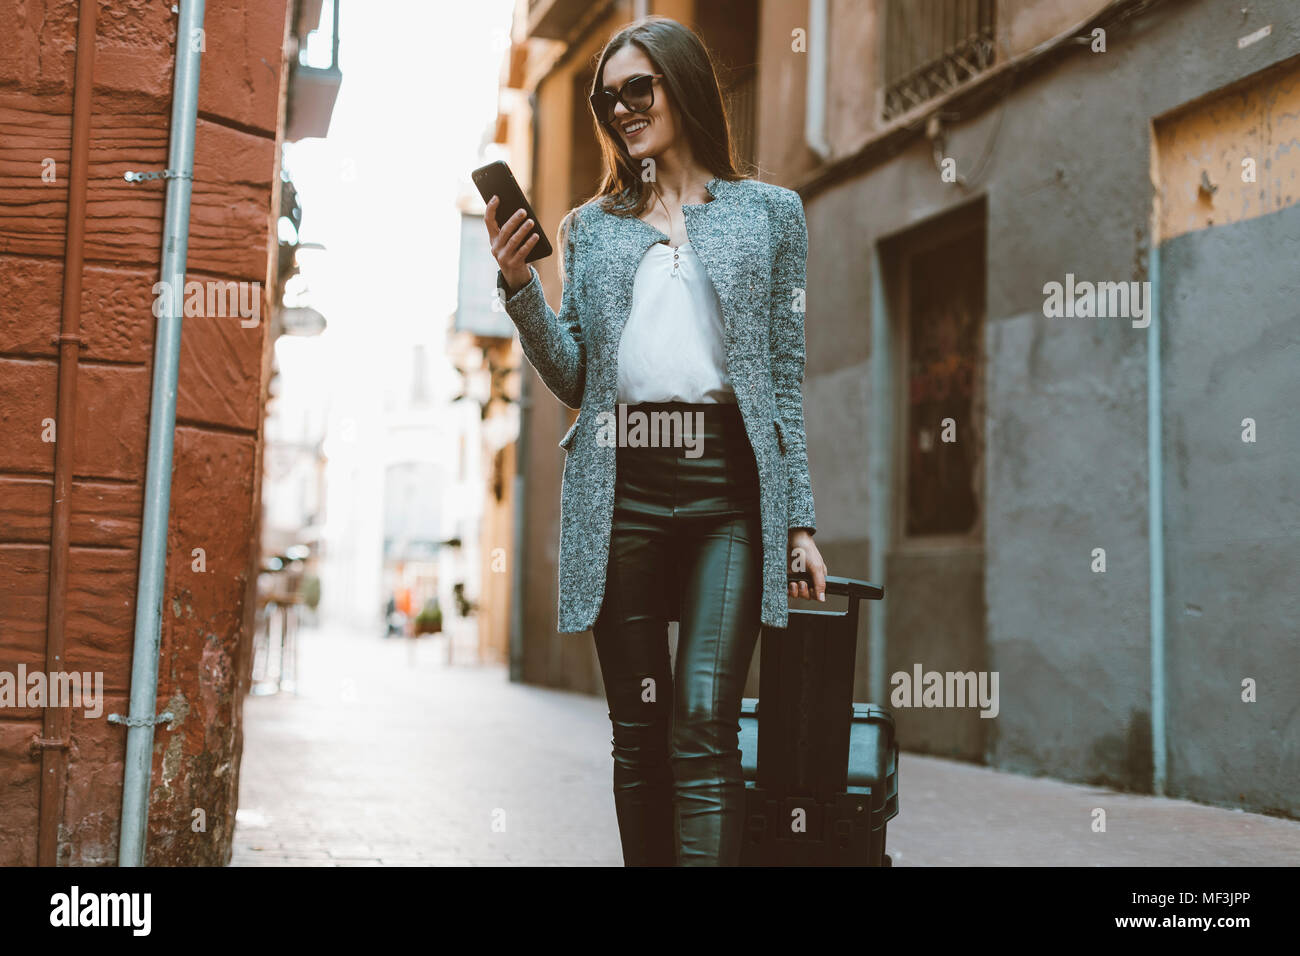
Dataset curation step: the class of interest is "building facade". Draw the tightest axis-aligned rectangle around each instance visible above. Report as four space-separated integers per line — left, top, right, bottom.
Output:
0 0 339 864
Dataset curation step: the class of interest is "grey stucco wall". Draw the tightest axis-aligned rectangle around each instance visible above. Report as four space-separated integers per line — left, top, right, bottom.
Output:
1159 204 1300 814
801 0 1299 811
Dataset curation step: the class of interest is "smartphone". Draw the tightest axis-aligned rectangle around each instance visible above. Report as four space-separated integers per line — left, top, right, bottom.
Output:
471 160 553 263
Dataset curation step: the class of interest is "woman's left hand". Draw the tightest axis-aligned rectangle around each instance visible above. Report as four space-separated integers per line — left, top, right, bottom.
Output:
787 529 827 602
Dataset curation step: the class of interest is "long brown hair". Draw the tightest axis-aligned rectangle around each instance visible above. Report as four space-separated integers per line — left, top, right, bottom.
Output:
583 16 750 218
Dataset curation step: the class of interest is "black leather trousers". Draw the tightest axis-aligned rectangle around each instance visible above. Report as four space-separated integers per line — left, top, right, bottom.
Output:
592 401 763 867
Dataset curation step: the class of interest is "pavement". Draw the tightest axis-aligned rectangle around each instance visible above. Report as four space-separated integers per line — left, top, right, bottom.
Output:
231 621 1300 867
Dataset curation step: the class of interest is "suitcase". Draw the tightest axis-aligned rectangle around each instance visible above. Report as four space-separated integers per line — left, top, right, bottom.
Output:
739 699 898 865
737 574 898 866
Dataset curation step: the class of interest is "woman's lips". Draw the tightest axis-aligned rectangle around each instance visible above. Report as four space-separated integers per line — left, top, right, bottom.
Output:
623 120 649 141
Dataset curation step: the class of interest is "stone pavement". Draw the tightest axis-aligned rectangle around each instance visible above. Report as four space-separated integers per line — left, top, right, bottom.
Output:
231 621 1300 867
232 621 621 866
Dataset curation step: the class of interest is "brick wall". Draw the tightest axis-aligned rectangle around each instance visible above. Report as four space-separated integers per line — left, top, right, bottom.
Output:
0 0 291 865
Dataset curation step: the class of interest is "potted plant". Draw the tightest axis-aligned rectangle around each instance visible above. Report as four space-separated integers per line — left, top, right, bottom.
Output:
413 598 442 635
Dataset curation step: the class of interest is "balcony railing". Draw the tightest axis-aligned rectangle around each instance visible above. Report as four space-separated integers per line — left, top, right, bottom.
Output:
883 0 996 121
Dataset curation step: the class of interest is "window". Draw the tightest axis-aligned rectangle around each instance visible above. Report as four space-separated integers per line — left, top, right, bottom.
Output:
883 0 996 121
695 0 758 170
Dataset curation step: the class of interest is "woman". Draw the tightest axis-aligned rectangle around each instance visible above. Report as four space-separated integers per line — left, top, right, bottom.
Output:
485 15 827 866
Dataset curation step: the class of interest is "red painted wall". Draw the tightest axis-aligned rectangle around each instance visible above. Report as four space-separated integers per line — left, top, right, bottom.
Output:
0 0 291 865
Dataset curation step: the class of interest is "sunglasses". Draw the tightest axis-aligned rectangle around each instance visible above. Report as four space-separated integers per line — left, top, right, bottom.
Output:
589 73 664 126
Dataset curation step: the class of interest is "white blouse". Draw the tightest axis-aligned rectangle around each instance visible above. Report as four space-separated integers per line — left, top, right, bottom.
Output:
616 239 737 404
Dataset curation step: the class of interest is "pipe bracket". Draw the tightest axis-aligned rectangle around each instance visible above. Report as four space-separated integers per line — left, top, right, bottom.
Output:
49 333 89 350
124 169 192 183
28 736 69 757
107 711 176 728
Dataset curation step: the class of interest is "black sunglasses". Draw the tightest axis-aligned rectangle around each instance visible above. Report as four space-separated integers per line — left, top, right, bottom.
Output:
589 73 664 126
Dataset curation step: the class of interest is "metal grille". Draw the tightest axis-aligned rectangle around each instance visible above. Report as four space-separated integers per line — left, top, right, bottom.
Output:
883 0 996 121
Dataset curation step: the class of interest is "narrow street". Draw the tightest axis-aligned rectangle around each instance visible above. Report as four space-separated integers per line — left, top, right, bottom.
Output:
232 622 621 865
232 622 1300 867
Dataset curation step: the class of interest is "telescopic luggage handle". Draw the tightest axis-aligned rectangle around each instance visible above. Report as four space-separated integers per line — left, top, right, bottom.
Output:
788 571 883 602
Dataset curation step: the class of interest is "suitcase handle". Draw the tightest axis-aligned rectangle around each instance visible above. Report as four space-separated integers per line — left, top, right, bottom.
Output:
787 572 884 602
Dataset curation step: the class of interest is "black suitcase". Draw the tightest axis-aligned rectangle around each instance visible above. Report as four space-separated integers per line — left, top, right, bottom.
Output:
737 574 898 866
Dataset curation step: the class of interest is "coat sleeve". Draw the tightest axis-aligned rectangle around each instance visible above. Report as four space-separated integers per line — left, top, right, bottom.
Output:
495 208 585 409
769 188 817 534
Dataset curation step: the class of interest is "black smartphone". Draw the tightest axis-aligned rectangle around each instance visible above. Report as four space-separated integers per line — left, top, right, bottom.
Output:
471 160 552 263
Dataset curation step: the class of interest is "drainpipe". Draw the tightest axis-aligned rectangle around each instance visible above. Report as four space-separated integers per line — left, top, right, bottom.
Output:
1147 234 1166 796
867 249 892 704
114 0 206 867
509 362 530 683
35 0 98 868
804 0 830 160
508 89 541 682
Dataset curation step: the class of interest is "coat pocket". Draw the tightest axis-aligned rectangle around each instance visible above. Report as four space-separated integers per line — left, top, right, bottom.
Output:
559 416 580 450
772 416 787 455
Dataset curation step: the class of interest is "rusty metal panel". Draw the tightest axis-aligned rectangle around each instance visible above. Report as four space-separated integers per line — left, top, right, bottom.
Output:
1156 55 1300 241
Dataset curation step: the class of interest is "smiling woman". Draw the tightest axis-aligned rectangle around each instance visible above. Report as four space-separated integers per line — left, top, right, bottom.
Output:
483 14 825 869
583 21 740 227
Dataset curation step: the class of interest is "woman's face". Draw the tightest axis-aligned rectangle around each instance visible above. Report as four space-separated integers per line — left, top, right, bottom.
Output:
600 44 677 167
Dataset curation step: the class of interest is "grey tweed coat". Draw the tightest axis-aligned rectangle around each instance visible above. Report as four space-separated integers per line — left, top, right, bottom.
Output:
495 176 816 634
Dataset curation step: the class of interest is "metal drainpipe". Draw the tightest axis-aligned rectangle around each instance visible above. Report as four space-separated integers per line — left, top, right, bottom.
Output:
114 0 207 867
1147 237 1166 796
867 249 892 705
36 0 98 868
509 359 531 683
804 0 830 160
508 89 541 682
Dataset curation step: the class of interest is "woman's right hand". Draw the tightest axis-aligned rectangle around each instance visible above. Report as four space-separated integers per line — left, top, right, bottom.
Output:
485 195 539 295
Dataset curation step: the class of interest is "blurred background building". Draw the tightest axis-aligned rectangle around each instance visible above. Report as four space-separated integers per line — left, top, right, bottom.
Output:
487 0 1299 817
448 184 525 668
